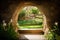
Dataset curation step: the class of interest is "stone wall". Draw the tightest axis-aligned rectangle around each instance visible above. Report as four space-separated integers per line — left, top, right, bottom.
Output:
0 0 60 35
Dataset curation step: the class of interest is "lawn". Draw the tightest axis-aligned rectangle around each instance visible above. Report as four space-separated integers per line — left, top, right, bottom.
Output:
17 19 43 29
18 25 43 29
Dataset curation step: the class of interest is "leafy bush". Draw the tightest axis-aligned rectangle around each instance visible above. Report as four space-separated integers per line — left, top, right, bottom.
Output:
45 24 59 40
0 22 19 40
45 31 55 40
18 10 26 20
31 7 39 14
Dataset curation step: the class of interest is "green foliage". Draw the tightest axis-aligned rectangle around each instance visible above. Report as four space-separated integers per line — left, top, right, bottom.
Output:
6 23 19 40
31 8 39 14
18 10 26 20
45 23 59 40
0 23 19 40
18 6 43 29
45 30 55 40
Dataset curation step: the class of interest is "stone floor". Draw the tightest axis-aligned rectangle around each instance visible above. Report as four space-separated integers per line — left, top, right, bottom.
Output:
19 34 46 40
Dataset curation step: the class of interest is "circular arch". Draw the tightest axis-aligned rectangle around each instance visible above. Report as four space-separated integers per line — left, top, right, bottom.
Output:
11 2 44 31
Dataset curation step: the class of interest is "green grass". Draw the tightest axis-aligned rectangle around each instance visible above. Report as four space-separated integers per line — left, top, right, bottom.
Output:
18 19 43 29
18 19 43 25
18 25 43 29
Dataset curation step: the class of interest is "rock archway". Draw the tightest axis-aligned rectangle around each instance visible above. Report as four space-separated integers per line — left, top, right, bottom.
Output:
11 2 47 32
1 0 60 40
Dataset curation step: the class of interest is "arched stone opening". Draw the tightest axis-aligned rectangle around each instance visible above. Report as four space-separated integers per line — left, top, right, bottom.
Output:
0 0 60 40
11 2 47 34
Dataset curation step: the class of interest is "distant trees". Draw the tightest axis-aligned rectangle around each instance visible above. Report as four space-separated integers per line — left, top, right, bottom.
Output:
18 6 40 20
31 7 39 14
18 6 43 25
18 10 26 20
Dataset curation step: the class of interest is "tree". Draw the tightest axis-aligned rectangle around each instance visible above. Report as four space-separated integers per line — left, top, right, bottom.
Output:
31 7 39 14
18 10 26 20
